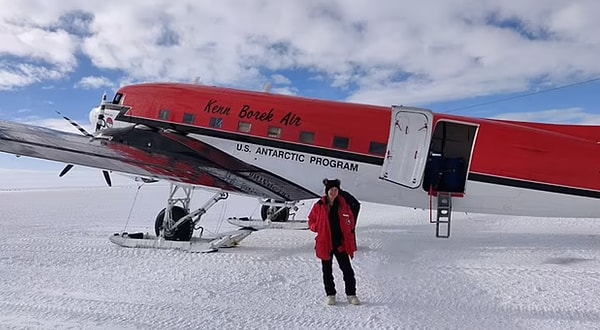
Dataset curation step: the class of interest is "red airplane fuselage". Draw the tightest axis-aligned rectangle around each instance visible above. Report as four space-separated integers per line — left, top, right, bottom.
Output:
105 83 599 218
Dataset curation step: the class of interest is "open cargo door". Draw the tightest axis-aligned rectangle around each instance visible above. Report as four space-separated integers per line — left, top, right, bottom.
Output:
380 106 433 189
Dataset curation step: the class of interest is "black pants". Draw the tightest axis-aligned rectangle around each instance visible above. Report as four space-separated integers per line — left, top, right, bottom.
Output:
321 250 356 296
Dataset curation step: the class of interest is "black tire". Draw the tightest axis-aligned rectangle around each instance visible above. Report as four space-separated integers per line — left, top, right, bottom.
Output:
154 206 193 241
260 204 290 222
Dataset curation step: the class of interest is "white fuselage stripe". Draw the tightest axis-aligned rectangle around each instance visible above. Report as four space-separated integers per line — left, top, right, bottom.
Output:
194 134 600 218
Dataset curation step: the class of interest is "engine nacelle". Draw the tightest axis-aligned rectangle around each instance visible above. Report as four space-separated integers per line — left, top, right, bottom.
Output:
88 106 125 131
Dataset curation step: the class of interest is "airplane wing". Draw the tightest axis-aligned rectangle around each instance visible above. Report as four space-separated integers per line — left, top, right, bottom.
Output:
0 121 317 201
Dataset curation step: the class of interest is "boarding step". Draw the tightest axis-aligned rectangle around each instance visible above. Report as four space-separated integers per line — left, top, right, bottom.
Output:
435 192 452 238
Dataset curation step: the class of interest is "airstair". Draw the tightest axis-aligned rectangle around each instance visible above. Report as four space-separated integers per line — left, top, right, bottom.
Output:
380 105 478 239
434 192 452 238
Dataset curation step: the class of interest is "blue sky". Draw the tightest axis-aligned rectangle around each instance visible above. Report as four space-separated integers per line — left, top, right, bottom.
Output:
1 1 600 170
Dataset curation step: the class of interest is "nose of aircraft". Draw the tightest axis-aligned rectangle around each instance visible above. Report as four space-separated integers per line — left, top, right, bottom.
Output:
89 106 100 128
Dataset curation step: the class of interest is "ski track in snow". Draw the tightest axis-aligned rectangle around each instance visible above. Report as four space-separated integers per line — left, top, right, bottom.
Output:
0 183 600 329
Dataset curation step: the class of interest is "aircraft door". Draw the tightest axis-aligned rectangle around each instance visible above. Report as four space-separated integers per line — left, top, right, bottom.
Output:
380 106 433 188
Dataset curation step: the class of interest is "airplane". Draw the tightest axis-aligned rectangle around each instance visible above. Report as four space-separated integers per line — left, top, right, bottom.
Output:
0 82 598 250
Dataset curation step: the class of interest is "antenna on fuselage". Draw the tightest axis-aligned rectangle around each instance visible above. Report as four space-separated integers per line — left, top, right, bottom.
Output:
263 82 272 93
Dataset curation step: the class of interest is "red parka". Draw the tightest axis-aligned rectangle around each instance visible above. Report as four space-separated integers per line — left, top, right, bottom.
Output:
308 196 357 260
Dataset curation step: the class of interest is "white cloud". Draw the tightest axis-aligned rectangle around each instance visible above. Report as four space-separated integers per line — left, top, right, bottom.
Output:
18 115 93 135
270 86 299 96
0 0 599 104
271 74 291 85
0 1 82 89
493 107 600 125
0 62 69 90
75 76 115 90
0 21 78 67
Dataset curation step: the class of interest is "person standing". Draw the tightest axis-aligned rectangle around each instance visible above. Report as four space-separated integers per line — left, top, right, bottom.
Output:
309 179 360 306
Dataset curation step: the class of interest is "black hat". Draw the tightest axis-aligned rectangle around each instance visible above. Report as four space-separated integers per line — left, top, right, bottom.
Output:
323 179 340 194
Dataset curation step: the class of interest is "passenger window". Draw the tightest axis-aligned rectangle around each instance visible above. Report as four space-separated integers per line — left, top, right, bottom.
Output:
333 136 349 149
183 113 195 124
268 126 282 138
159 109 170 120
238 121 252 133
369 142 387 155
209 117 223 128
299 131 315 144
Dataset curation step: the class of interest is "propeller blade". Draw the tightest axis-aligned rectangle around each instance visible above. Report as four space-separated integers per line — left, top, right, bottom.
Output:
95 93 107 132
55 111 93 137
59 164 74 177
102 170 112 187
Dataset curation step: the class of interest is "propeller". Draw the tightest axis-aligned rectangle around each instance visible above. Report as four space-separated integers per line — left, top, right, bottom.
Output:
58 164 74 177
56 111 93 137
55 92 112 187
102 169 112 187
94 92 107 132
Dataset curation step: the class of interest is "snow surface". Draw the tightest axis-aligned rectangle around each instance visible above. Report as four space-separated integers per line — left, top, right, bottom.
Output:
1 170 600 329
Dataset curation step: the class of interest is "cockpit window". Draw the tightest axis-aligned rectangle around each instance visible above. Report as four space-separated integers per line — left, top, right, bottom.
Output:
112 93 123 104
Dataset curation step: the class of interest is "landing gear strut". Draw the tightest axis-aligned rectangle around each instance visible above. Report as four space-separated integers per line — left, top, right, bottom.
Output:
110 183 253 252
155 184 229 241
154 206 191 241
259 199 299 222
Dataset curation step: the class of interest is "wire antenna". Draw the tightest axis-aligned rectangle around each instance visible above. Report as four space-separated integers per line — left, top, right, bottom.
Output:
442 76 600 114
